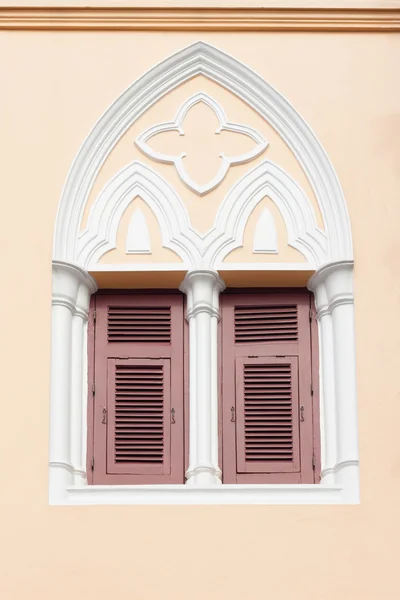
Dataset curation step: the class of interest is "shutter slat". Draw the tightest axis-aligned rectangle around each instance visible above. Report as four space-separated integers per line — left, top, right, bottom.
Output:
243 361 294 462
236 356 300 473
107 306 171 343
113 363 166 464
234 305 298 343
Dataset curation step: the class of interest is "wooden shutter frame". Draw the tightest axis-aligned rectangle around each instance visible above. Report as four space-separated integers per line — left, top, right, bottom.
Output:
221 289 320 484
88 292 185 485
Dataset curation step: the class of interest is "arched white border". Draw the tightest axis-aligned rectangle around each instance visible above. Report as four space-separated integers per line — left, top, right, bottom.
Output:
135 91 268 195
50 42 359 505
207 161 327 268
77 161 201 268
53 41 352 265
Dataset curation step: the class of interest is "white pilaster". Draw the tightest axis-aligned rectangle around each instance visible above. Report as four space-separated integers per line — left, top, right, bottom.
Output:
50 261 97 502
308 260 359 501
180 270 225 485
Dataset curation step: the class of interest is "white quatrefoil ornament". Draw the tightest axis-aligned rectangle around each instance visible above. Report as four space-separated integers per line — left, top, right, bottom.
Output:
135 92 268 196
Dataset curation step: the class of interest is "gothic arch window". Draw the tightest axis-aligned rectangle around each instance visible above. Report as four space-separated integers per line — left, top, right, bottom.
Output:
50 42 359 505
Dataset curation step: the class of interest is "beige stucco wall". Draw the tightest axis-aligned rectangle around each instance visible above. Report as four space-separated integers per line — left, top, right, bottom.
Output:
1 29 400 599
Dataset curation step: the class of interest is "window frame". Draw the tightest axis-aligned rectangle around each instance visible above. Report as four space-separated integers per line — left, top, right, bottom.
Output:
49 260 359 505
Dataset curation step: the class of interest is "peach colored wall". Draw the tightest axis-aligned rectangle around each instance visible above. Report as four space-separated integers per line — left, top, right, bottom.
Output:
1 29 400 600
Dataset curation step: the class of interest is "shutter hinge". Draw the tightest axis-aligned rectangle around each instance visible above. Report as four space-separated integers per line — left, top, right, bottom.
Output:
90 457 95 471
311 382 314 396
312 454 316 470
93 309 96 324
248 355 258 358
92 382 95 396
309 308 313 322
171 408 176 424
231 406 236 422
102 407 107 424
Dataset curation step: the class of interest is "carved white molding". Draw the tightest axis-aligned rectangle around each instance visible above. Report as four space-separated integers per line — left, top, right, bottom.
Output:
206 161 326 268
126 208 151 254
77 161 201 269
54 41 352 265
135 92 268 195
253 208 278 254
50 261 97 502
179 270 225 485
308 260 359 502
79 159 325 271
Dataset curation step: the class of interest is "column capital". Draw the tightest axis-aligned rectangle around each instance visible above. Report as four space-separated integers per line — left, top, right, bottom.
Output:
52 260 98 317
180 269 225 320
307 260 354 318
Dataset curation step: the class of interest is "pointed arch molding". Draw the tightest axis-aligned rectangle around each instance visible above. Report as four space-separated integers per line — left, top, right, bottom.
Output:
79 160 326 270
77 162 201 268
54 41 352 266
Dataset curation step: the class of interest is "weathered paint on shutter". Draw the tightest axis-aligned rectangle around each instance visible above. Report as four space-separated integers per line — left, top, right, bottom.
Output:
90 293 184 485
221 290 318 484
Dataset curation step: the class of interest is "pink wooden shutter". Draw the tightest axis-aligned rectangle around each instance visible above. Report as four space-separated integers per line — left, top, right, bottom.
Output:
236 356 300 474
221 290 318 484
90 293 184 485
107 358 171 476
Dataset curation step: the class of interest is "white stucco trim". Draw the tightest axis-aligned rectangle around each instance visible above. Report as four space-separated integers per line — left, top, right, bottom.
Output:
253 208 278 254
66 483 343 506
179 270 225 485
135 91 268 195
50 260 359 505
54 41 352 265
126 208 151 254
79 159 325 270
78 161 200 268
208 160 326 268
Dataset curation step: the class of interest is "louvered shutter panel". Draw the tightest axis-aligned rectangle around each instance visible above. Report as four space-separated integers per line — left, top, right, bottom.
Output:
235 356 300 474
107 359 171 475
90 293 184 485
222 290 317 484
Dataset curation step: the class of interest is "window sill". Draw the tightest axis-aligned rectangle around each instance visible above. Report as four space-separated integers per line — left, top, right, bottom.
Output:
52 483 358 505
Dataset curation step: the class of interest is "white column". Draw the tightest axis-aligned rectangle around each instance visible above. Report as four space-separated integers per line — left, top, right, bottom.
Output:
50 261 97 502
180 270 225 486
308 260 359 501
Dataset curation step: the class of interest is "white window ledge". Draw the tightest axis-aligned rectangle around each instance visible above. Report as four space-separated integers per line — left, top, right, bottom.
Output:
63 484 349 506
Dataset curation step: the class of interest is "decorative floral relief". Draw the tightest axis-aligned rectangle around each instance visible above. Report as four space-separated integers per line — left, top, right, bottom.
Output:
135 92 268 196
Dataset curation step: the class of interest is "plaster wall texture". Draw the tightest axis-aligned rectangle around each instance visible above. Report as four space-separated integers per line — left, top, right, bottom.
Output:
0 30 399 599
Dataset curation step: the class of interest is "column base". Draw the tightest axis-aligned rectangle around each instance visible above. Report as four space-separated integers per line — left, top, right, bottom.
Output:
185 464 222 486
